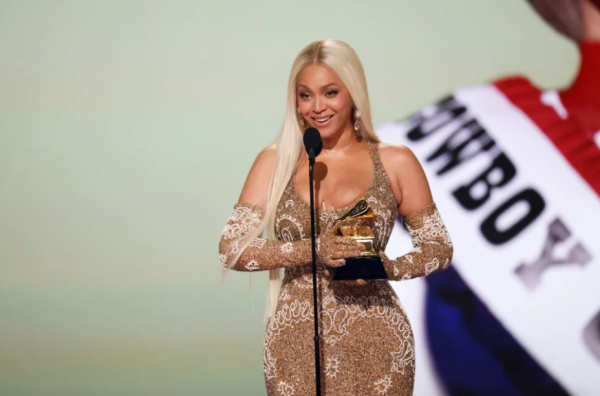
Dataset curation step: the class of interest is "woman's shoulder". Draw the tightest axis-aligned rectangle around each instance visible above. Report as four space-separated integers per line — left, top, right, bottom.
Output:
376 142 421 175
375 141 433 212
253 144 278 168
238 144 278 205
376 141 429 194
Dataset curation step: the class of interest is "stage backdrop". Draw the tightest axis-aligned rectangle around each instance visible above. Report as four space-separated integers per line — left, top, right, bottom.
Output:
0 0 592 395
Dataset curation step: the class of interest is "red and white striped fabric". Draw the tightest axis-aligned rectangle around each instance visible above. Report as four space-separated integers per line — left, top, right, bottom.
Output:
377 76 600 396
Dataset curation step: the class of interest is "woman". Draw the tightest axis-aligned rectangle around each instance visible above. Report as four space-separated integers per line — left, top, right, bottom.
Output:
219 39 453 396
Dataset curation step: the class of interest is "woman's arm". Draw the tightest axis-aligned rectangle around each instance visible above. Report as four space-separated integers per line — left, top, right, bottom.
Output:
378 144 453 280
219 146 363 272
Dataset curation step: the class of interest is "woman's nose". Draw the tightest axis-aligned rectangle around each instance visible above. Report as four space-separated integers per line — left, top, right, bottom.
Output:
314 96 326 113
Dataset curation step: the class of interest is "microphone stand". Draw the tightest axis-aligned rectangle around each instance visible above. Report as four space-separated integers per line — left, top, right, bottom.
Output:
308 148 322 396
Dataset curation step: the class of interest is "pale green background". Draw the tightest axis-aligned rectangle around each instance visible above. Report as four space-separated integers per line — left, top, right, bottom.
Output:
0 1 576 395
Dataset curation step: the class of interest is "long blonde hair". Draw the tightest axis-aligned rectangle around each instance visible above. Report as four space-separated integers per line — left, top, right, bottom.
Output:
226 39 381 322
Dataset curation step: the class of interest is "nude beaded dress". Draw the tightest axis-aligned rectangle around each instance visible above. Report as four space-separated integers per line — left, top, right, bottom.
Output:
264 142 415 396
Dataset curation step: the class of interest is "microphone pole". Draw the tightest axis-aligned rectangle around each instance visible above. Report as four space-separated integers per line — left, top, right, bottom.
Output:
308 149 322 396
303 128 322 396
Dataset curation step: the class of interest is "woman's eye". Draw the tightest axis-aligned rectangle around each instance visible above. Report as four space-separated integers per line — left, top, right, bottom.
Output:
299 93 310 99
325 90 338 97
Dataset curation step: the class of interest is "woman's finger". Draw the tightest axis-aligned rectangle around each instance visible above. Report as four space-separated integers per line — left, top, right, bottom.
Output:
331 249 362 260
332 249 357 259
330 251 346 260
344 243 365 251
328 258 346 267
335 240 365 251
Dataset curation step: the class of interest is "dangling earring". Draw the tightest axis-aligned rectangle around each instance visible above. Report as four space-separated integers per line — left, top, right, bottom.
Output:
354 109 361 132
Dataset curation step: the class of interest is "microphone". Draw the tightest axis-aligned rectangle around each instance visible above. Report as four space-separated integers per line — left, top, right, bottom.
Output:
303 126 324 395
303 127 322 161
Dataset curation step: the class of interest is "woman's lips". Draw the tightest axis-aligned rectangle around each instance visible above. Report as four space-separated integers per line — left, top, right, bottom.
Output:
311 114 334 127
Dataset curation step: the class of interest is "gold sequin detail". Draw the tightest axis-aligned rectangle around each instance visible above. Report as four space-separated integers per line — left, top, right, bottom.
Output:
220 142 453 395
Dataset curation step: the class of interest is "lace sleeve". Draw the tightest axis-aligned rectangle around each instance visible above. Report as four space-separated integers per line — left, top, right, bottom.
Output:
380 202 453 281
218 203 313 271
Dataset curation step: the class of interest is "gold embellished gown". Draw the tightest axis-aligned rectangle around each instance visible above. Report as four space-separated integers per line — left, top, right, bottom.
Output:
219 142 453 396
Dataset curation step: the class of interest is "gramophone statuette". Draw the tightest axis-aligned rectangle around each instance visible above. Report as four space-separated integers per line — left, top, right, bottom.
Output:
329 195 377 256
328 194 388 281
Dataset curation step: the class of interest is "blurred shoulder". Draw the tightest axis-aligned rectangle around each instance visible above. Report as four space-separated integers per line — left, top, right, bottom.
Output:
252 144 278 171
376 142 432 214
238 144 278 207
377 142 422 174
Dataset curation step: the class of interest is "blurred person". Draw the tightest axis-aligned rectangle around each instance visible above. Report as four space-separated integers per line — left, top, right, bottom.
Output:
218 39 453 395
377 1 600 395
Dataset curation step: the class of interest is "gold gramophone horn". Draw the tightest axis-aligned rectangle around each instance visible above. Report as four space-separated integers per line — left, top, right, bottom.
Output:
330 194 377 256
330 194 375 230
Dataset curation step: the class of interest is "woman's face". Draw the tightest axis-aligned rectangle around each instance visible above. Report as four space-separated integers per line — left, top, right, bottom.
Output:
296 64 354 140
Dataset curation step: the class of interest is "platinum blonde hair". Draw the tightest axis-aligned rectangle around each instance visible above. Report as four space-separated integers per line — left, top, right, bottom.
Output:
225 39 380 322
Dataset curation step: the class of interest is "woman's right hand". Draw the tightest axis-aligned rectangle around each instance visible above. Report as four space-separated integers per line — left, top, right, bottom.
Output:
316 233 364 267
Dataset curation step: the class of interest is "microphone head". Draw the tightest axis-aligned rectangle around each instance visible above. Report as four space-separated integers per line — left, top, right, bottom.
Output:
303 127 322 158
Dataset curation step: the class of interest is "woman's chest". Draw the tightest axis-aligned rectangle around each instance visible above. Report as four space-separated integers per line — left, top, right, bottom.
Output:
295 157 374 211
275 179 398 246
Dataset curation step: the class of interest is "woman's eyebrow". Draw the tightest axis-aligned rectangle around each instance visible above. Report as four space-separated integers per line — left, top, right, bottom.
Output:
297 83 338 90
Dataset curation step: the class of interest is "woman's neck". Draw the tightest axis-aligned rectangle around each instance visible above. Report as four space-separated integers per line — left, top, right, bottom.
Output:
560 41 600 132
320 125 362 156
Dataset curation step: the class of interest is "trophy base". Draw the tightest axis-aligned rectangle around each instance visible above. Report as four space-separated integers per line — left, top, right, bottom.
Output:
332 256 388 281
